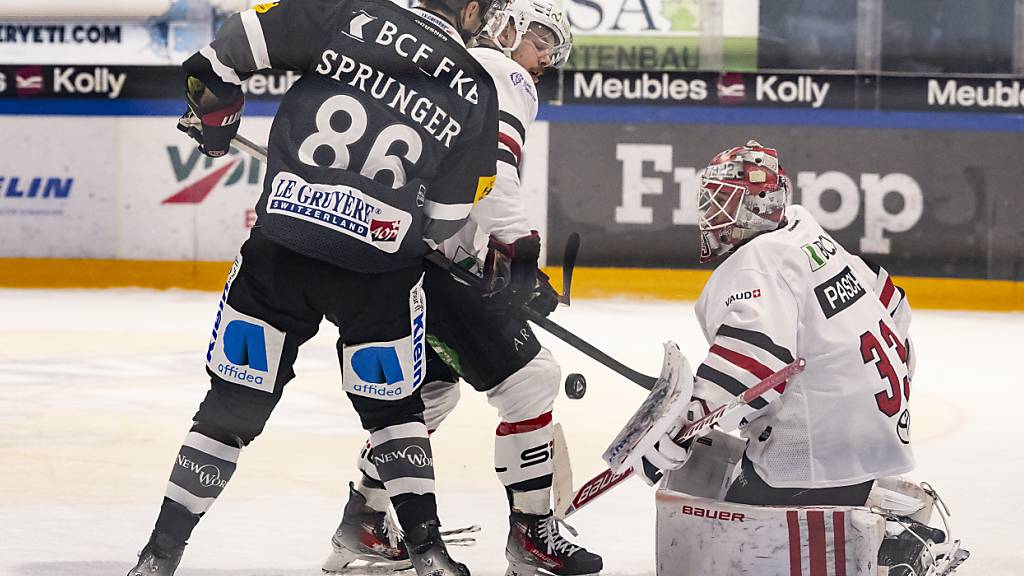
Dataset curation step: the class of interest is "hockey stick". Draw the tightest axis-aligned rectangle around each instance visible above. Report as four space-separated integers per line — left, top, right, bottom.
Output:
424 250 658 390
557 357 806 519
232 133 269 162
226 133 659 390
559 232 580 306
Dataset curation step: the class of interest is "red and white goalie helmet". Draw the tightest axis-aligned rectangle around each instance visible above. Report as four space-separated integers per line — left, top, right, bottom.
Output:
698 140 790 262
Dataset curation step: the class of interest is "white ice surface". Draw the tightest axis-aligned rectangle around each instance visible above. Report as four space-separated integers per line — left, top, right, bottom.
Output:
0 288 1020 575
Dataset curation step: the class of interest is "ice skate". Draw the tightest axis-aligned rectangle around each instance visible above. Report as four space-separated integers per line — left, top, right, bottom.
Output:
125 534 183 576
505 511 602 576
405 519 470 576
322 483 412 574
880 517 970 576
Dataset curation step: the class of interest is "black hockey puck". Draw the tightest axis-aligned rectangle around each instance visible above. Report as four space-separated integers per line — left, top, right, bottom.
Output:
564 373 587 399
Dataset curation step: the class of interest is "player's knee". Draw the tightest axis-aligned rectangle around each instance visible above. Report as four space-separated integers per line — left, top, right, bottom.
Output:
192 385 277 446
486 348 560 422
421 379 460 432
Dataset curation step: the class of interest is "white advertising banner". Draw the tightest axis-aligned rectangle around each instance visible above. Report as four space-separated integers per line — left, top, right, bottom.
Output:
0 22 184 65
119 117 271 261
0 115 550 264
565 0 758 36
0 116 120 258
0 115 270 261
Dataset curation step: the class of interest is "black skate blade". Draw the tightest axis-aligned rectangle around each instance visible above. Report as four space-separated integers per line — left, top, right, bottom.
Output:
934 546 970 575
439 524 479 547
439 524 480 537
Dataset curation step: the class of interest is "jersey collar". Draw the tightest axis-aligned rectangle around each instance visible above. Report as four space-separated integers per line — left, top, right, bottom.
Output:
410 7 466 47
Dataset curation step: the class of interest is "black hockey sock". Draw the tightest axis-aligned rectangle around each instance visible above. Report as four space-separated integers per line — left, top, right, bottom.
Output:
392 492 438 535
152 498 200 550
505 475 553 514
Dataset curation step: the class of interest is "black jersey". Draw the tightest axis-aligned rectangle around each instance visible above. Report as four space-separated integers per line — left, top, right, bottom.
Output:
183 0 498 272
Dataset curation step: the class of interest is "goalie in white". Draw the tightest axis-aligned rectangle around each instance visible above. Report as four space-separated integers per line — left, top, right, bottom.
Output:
625 141 968 575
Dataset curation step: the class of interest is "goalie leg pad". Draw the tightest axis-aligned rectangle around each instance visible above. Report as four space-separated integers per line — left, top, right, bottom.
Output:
655 491 886 576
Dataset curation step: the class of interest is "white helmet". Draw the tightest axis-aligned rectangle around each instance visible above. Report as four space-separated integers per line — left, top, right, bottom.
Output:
483 0 573 68
698 140 790 262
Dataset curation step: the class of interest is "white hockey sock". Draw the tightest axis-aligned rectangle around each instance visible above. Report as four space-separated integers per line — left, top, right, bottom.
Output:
495 412 554 515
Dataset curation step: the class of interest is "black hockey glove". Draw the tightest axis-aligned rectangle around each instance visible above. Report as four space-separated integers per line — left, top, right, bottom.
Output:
483 231 542 317
528 269 560 317
177 76 244 158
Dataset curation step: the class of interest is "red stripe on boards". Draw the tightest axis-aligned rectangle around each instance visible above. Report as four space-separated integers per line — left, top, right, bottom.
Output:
787 510 802 576
833 511 847 576
807 510 827 576
496 411 552 436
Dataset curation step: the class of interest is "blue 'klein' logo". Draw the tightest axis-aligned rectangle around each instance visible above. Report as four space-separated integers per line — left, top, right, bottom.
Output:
351 347 404 384
222 320 268 371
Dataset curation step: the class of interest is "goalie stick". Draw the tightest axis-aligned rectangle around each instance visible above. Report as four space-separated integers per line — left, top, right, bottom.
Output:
556 357 806 519
225 133 659 390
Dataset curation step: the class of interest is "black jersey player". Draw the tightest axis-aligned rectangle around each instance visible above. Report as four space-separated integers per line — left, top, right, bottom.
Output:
126 0 502 575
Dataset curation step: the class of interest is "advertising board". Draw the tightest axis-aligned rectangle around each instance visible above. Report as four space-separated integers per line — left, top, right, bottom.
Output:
547 122 1024 281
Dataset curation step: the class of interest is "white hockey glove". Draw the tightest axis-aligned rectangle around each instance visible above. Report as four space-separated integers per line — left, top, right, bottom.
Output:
636 399 708 483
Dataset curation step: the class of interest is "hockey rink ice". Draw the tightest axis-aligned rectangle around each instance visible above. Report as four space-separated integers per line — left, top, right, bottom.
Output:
0 287 1020 575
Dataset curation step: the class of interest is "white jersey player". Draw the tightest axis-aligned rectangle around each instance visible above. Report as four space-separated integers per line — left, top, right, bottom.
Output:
322 3 603 576
645 140 915 505
632 142 968 575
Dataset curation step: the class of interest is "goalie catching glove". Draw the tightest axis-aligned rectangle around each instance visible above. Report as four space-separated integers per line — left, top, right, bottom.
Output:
177 75 244 158
483 231 558 318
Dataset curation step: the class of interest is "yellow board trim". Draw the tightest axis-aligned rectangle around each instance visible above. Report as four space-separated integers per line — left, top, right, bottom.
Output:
0 258 1021 311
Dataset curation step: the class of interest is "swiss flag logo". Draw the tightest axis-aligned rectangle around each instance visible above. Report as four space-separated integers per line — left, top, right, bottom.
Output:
15 66 44 97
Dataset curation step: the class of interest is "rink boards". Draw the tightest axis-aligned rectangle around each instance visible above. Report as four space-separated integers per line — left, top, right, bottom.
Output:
1 102 1023 310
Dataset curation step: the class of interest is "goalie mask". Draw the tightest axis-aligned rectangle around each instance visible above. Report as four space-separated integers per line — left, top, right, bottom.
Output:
482 0 573 69
698 140 790 263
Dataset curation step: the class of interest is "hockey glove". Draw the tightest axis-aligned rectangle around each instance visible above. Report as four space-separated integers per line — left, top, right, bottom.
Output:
637 398 707 483
528 269 560 317
483 231 542 317
177 76 244 158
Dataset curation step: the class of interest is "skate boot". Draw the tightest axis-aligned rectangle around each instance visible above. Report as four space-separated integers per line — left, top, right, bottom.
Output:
878 517 971 576
125 532 184 576
405 519 470 576
505 512 602 576
322 482 411 573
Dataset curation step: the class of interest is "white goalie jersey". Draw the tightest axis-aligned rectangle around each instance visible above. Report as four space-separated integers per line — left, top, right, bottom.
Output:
693 204 915 488
439 46 538 265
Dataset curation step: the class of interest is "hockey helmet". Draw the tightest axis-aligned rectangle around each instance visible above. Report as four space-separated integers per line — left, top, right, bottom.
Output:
432 0 511 41
482 0 573 69
698 140 790 262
